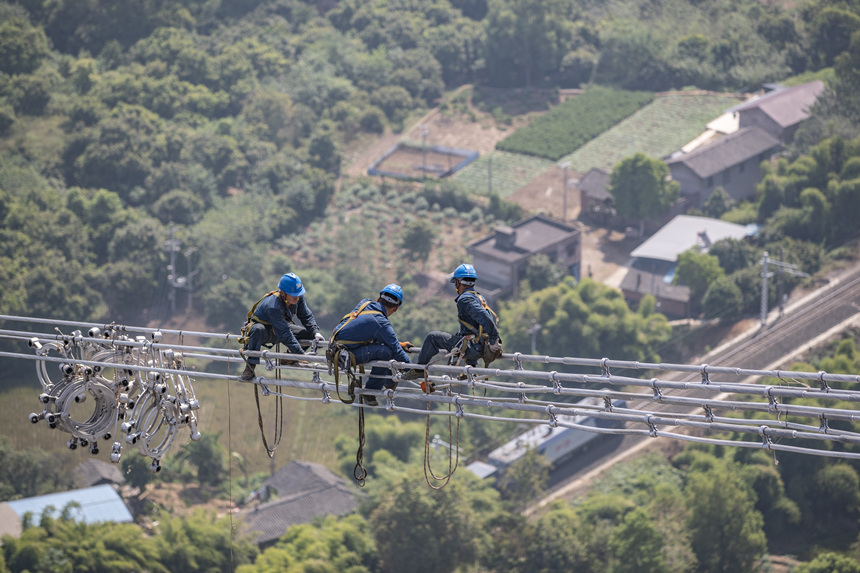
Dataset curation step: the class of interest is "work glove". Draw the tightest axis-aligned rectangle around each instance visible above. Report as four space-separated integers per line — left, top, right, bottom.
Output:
314 332 326 343
400 341 414 351
489 340 503 353
420 380 436 393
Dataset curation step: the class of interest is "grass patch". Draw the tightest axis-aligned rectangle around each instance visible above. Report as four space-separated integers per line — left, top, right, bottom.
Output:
451 150 555 198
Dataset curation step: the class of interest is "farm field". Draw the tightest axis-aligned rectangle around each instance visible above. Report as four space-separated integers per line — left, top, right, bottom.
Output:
452 150 555 198
560 92 746 173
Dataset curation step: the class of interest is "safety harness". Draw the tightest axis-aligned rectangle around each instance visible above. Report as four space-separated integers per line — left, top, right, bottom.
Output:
456 290 503 368
238 290 280 347
324 300 390 486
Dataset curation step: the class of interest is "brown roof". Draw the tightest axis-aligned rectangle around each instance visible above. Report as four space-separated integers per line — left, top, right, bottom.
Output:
239 471 359 546
467 214 580 263
263 460 344 496
577 168 612 201
734 80 824 129
666 126 780 179
73 459 125 488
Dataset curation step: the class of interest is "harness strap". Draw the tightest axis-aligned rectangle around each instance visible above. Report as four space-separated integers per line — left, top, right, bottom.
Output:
330 300 383 346
458 291 498 334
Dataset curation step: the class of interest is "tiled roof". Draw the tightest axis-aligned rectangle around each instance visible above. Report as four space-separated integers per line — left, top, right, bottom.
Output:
6 484 133 525
238 481 359 545
577 167 612 200
734 80 824 128
467 214 580 263
666 126 780 179
263 460 343 496
73 459 125 488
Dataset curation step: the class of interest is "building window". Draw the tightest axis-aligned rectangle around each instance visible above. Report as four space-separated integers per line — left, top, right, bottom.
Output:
566 241 578 258
722 169 731 185
706 176 713 187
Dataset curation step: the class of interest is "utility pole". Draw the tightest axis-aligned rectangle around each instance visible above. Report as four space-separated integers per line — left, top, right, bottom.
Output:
558 161 570 222
185 248 198 313
527 320 542 355
421 125 429 177
164 223 181 313
760 251 809 326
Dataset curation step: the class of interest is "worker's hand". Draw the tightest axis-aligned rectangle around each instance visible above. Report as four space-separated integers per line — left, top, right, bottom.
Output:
489 340 503 353
314 332 326 343
400 341 414 351
420 380 436 393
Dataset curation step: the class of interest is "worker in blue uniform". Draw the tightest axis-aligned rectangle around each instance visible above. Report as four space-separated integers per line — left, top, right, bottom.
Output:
240 272 325 381
406 263 502 379
330 284 413 406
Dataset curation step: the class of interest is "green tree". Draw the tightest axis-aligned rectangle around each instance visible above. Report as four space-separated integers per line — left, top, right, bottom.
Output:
526 502 590 571
701 276 743 320
399 219 437 270
797 552 860 573
0 5 50 75
496 447 551 511
685 459 767 573
702 187 735 219
674 249 725 302
483 0 573 87
609 507 667 573
370 476 481 573
238 514 376 573
175 432 226 486
500 277 672 362
525 253 567 291
609 153 680 237
121 453 152 493
153 509 258 572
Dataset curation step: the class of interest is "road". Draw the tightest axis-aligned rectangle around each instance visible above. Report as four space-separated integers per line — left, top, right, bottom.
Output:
534 262 860 511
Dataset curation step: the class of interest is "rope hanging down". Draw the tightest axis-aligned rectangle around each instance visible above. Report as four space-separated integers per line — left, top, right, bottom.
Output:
3 314 860 485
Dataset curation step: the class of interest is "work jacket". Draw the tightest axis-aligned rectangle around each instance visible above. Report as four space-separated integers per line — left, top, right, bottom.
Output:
455 288 500 344
252 293 320 354
332 299 411 364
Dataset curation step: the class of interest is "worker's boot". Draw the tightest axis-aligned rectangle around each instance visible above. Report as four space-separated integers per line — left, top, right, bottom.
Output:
240 363 256 381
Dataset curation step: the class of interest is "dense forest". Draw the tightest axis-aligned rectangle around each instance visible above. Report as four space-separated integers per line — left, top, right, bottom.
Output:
3 0 860 571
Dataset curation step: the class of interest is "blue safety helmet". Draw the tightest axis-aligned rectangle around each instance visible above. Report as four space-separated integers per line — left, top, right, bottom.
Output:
278 273 306 297
379 283 403 306
450 263 477 284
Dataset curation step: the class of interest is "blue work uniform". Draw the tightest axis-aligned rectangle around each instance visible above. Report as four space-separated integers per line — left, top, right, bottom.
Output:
332 299 412 390
245 293 320 364
416 287 500 366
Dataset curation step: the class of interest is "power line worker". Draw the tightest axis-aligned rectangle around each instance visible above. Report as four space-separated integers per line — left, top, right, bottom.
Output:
239 273 325 381
330 284 413 406
406 263 502 379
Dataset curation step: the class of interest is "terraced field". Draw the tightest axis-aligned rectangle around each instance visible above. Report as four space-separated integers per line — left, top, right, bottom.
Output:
559 92 745 173
452 150 555 198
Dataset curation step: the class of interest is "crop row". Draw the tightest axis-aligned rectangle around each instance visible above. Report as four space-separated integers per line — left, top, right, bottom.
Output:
495 87 654 161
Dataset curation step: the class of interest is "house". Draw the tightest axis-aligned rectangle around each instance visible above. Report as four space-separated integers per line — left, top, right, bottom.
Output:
733 80 825 142
620 215 754 317
73 459 125 488
575 168 615 225
666 125 782 206
465 214 582 301
238 461 360 547
0 484 133 538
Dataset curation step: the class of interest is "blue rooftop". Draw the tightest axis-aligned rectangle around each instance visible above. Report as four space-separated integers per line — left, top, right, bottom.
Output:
7 484 133 524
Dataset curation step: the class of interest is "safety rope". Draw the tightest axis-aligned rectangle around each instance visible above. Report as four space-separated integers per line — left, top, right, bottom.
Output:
254 344 284 458
354 398 368 486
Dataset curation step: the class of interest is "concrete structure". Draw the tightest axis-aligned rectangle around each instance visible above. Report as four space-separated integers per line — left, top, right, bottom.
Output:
620 215 754 317
666 125 781 206
239 461 360 547
734 80 825 142
0 484 133 537
466 214 582 301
